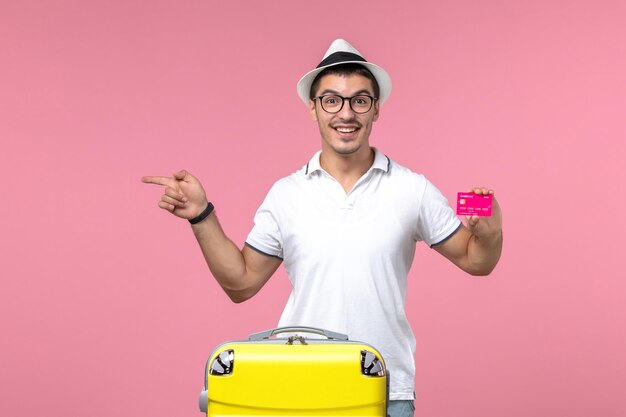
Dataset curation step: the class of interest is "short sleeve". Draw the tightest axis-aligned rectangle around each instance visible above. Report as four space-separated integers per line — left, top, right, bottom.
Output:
415 180 462 247
245 185 284 259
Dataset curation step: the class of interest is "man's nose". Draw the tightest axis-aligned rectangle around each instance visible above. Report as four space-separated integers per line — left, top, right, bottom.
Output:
337 98 356 119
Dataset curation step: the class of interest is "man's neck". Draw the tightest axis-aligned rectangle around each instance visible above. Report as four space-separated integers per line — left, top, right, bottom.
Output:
320 147 375 193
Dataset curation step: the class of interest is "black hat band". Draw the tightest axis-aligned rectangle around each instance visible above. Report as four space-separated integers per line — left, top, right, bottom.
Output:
316 51 367 68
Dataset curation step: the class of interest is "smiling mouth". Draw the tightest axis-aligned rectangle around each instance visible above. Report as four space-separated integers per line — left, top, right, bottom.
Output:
334 126 359 134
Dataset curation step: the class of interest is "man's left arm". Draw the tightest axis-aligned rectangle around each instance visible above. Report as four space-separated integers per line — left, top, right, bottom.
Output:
433 187 503 276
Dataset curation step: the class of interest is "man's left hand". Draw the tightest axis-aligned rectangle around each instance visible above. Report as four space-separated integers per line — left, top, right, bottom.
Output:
465 187 502 241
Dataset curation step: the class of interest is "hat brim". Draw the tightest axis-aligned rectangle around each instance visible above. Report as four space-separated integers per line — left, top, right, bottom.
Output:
296 61 392 106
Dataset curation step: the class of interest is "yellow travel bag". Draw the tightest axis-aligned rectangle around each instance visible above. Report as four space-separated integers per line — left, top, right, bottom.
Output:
199 326 388 417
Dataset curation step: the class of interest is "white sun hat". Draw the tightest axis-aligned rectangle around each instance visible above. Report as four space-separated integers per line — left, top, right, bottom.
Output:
296 39 392 106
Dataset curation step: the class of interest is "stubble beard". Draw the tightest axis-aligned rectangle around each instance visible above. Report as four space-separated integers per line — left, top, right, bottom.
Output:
321 121 370 157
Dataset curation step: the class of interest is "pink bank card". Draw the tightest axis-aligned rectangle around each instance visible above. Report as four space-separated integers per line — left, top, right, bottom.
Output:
457 192 493 216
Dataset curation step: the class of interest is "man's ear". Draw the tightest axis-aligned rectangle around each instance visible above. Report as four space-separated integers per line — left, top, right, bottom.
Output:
309 99 318 121
372 100 380 122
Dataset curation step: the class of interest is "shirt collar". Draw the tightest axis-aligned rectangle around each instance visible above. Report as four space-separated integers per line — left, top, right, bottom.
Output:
304 147 390 176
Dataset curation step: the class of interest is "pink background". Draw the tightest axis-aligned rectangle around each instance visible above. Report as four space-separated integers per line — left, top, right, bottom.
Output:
1 1 625 416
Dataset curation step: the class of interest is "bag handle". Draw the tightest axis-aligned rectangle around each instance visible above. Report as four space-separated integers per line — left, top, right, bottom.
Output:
248 326 348 341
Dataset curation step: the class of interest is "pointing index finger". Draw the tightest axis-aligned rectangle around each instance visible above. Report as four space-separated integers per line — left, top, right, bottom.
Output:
141 176 173 186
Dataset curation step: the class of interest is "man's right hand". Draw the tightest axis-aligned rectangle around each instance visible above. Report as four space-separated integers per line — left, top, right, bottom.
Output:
142 170 208 220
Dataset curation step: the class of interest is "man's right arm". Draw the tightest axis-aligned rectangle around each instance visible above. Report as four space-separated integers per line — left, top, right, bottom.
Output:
142 170 282 303
190 212 282 302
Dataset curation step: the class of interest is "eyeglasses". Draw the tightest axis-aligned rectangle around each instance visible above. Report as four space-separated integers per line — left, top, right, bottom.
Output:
313 94 377 114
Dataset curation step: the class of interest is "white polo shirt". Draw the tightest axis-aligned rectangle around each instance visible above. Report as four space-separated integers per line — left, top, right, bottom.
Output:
246 148 461 400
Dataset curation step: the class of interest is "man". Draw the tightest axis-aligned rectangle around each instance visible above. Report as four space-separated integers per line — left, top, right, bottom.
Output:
143 39 503 417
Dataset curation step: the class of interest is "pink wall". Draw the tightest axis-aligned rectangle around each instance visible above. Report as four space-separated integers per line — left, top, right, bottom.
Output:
1 1 625 416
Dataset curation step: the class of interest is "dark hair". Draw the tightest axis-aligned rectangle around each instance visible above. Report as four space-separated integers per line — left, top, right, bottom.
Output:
309 63 380 100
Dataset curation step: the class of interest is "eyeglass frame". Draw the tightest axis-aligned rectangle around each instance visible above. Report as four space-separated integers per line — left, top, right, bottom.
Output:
313 94 378 114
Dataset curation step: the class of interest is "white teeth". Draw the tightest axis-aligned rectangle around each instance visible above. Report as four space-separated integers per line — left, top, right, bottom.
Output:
336 127 356 133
